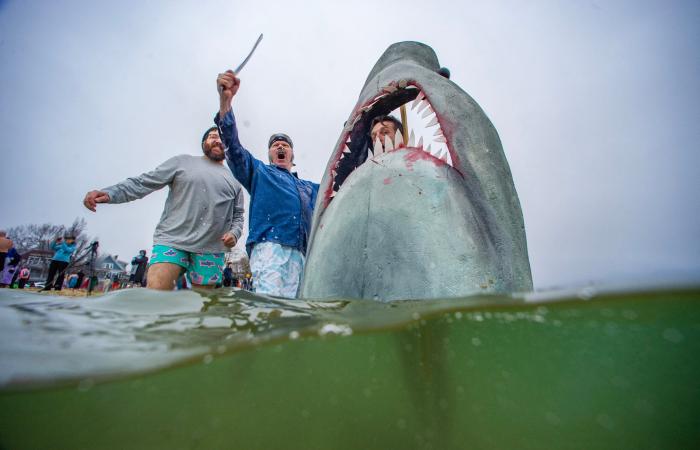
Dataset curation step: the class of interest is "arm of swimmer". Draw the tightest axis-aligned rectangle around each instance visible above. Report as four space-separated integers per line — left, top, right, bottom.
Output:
229 184 245 241
101 156 180 204
215 69 259 193
215 110 258 192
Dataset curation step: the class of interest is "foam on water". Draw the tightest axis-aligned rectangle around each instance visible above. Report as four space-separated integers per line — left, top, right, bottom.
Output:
0 287 527 389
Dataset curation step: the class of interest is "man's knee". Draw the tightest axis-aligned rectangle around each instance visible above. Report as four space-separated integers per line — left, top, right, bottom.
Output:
146 263 182 290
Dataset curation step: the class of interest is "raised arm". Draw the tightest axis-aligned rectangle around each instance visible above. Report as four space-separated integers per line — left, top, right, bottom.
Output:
215 70 259 191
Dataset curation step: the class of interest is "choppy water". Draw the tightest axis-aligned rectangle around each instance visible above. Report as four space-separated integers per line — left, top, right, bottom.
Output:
0 285 698 450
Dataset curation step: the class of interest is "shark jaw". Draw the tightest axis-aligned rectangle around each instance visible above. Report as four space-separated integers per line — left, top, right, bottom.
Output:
301 42 533 301
325 81 458 204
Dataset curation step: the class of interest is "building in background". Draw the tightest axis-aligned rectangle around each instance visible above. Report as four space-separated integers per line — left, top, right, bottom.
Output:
21 249 53 284
226 248 250 280
94 254 129 281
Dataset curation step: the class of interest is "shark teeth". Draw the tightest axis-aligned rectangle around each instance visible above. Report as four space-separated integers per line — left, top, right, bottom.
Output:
411 91 425 110
373 136 383 156
384 134 394 152
394 130 404 149
332 83 457 200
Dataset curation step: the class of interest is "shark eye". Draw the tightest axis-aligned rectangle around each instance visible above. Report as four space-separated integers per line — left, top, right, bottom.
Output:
329 82 454 199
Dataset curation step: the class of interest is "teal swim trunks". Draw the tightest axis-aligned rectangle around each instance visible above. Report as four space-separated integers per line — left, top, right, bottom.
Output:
150 245 225 286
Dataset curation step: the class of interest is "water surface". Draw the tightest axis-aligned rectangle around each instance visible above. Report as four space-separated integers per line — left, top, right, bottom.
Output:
0 285 698 449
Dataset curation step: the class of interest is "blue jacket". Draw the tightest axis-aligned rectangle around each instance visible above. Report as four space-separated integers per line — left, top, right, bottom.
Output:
215 110 319 255
51 240 76 262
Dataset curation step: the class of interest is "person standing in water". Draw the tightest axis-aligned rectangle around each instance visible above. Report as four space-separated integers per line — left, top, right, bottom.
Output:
215 70 319 298
82 128 245 290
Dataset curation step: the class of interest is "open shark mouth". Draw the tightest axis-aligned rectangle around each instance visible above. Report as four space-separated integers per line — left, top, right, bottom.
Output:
301 42 533 301
327 81 457 201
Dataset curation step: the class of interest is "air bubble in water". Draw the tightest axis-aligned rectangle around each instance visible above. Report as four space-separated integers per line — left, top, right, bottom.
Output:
578 287 596 300
662 328 684 344
77 378 95 392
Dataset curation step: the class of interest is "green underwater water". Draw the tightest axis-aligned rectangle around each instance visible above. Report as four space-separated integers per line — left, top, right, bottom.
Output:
0 287 698 450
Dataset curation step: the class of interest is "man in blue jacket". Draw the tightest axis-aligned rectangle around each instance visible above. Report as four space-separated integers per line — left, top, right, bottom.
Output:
41 235 77 291
215 70 319 298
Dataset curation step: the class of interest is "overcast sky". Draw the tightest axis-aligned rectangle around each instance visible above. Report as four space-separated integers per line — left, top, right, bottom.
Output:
1 0 698 290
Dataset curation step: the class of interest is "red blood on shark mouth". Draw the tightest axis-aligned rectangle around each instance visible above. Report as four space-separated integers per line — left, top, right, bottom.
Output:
326 82 456 200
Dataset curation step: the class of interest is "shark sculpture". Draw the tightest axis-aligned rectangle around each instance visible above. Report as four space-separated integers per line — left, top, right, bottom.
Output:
300 42 532 301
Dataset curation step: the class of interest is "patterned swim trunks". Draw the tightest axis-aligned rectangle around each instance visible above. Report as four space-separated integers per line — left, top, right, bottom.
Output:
250 241 305 298
150 245 225 286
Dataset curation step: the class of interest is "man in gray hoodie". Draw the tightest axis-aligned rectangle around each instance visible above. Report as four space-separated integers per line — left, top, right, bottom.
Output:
83 128 245 290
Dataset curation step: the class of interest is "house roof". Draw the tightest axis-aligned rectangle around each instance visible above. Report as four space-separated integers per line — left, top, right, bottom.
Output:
97 254 127 271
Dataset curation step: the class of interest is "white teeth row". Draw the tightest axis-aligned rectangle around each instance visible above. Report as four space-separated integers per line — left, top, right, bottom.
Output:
333 85 454 191
416 100 430 114
371 128 449 165
411 91 425 109
332 144 351 176
370 90 451 165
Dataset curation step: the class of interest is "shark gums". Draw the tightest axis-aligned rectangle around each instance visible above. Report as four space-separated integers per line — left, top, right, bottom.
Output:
300 42 533 301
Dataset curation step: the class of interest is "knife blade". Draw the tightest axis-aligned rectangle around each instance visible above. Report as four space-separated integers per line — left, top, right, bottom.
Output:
219 33 264 94
234 33 263 74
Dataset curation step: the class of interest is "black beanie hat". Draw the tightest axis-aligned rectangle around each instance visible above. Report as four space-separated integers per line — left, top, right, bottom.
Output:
201 126 219 148
268 133 293 149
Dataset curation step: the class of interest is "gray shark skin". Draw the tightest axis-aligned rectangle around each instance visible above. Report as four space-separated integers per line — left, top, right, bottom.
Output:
300 42 532 301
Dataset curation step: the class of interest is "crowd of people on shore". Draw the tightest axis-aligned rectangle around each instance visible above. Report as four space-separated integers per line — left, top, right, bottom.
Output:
0 234 256 294
0 230 28 289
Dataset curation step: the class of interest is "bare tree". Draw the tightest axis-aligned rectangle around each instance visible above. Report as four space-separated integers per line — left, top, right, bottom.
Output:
65 218 98 268
7 223 59 253
6 218 98 267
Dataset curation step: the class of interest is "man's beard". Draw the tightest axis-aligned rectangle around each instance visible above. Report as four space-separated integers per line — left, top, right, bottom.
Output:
204 143 225 161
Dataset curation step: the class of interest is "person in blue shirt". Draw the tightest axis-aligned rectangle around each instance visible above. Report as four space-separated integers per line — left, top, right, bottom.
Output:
215 70 319 298
41 235 77 291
